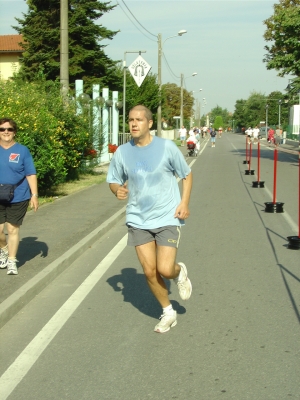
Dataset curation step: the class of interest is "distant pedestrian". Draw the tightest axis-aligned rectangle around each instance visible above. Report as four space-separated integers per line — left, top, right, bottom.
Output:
252 126 260 144
107 105 193 333
179 125 187 147
275 127 282 146
195 130 201 154
210 128 217 147
218 126 223 138
0 118 39 275
267 128 275 144
245 127 253 144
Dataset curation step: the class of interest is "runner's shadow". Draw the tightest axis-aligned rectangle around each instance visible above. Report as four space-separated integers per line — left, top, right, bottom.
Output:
17 236 49 268
106 268 186 319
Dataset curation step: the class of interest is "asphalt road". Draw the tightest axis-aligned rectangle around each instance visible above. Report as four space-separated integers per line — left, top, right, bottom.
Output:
0 134 299 400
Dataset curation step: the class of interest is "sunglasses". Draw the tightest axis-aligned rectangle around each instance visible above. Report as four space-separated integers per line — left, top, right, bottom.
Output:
0 127 15 132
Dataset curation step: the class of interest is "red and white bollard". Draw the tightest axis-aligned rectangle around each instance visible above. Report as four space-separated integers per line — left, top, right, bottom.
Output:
252 140 265 187
264 148 284 213
287 142 300 249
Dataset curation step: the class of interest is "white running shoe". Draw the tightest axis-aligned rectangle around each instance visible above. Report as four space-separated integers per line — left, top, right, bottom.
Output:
154 311 177 333
175 262 192 300
7 259 18 275
0 247 8 269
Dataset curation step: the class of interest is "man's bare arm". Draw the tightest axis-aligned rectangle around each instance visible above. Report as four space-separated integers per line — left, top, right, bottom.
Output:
174 172 193 219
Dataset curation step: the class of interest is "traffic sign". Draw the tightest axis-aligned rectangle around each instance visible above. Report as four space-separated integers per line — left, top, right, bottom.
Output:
128 55 151 87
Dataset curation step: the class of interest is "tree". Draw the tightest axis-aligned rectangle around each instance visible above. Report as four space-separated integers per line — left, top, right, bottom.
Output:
213 116 224 130
14 0 119 89
243 92 267 127
233 99 247 130
208 105 231 128
161 83 194 128
263 0 300 78
266 91 289 128
232 91 289 131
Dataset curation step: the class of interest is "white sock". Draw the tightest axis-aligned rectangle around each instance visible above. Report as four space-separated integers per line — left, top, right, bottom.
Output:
163 304 173 314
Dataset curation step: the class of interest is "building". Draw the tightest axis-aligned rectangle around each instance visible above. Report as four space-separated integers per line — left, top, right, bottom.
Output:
289 105 300 136
0 35 24 80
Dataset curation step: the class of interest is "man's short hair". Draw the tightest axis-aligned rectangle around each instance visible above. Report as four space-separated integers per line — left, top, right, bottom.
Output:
129 105 153 121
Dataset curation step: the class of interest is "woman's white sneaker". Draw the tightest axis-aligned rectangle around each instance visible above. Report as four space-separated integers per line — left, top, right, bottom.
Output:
7 259 18 275
0 247 8 269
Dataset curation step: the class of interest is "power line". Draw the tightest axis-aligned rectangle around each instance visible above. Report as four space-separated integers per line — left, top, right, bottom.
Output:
117 0 157 41
162 54 180 81
115 1 156 42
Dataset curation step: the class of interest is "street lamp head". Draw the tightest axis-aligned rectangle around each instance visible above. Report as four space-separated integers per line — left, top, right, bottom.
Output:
178 30 187 36
105 99 113 107
199 89 202 91
192 72 197 76
78 93 90 104
95 96 105 107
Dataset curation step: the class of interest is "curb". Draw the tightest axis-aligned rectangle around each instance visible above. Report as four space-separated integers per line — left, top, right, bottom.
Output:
0 206 126 329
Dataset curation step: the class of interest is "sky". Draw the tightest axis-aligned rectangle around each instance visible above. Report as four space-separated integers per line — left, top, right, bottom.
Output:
0 0 288 114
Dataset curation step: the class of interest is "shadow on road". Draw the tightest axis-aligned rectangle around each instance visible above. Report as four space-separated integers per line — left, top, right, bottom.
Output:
106 267 186 319
17 236 48 268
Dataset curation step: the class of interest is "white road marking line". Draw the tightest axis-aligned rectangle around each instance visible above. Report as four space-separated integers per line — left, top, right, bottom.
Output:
0 235 128 400
263 185 298 234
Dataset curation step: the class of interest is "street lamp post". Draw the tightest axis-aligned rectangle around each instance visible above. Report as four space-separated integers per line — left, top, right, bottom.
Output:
180 72 197 129
60 0 69 105
278 99 282 132
265 104 269 139
157 30 187 137
192 89 202 126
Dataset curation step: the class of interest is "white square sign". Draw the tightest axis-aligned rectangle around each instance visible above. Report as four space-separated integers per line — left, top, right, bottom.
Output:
128 55 152 87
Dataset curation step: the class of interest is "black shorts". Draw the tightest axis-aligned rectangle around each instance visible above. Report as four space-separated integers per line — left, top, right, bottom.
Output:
0 200 29 226
127 225 181 248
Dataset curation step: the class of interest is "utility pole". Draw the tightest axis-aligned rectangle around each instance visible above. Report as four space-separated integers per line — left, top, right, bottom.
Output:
180 73 184 129
157 34 162 137
60 0 69 105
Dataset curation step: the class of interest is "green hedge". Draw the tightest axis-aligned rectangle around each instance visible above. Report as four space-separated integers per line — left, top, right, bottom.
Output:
0 80 92 189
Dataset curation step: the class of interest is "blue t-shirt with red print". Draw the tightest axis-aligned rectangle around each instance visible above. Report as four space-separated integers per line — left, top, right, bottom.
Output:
0 143 36 203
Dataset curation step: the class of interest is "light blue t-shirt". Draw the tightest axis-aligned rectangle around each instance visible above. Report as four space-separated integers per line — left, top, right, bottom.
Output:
107 136 191 229
0 143 36 203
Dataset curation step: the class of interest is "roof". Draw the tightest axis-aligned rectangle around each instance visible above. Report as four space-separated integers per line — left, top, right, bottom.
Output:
0 35 24 52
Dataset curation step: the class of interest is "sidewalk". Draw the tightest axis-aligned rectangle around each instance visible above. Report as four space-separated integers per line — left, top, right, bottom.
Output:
259 136 298 153
0 166 126 328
